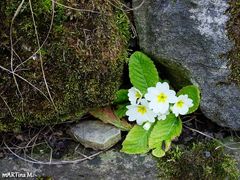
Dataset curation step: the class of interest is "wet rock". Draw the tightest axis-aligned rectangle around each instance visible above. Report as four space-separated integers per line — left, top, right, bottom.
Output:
132 0 240 129
68 120 121 150
0 150 159 180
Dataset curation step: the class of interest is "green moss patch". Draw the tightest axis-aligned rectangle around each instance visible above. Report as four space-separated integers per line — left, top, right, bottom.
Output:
227 0 240 86
158 141 240 179
0 0 130 131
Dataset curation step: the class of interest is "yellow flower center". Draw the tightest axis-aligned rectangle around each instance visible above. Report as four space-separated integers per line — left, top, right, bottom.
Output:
135 91 141 99
157 93 168 103
137 105 147 115
176 100 184 108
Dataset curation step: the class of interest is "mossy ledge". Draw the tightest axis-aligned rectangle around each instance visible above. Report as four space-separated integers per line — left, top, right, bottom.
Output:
227 0 240 86
158 141 240 179
0 0 130 132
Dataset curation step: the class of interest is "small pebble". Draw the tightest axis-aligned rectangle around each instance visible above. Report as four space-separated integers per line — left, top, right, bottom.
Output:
68 120 121 150
204 151 211 158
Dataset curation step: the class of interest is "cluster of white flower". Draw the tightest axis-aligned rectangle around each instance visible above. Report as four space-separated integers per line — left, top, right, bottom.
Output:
126 82 193 130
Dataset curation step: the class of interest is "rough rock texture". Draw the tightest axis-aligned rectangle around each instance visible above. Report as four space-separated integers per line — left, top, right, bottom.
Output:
68 120 121 150
0 0 130 131
0 150 159 180
132 0 240 129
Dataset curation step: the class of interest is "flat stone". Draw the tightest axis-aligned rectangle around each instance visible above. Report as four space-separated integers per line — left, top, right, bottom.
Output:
68 120 121 150
0 150 159 180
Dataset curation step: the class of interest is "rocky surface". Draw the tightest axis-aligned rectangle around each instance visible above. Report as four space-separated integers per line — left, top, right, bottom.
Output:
68 120 121 150
0 150 159 180
132 0 240 129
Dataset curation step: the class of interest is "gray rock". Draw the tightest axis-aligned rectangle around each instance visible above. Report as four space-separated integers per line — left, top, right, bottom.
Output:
68 120 121 150
0 150 159 180
133 0 240 129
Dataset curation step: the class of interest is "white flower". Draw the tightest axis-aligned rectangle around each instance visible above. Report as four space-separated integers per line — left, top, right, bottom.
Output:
126 99 156 125
171 95 193 116
145 82 177 114
128 87 142 105
143 122 152 131
157 111 170 121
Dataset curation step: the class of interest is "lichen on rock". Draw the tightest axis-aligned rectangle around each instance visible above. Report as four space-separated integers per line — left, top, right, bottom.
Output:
0 0 130 131
189 0 229 40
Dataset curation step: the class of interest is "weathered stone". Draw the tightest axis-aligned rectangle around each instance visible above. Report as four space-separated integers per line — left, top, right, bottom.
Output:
68 120 121 150
132 0 240 129
0 150 159 180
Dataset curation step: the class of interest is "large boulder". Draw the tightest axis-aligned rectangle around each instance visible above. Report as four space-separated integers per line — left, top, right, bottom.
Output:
132 0 240 129
0 150 159 179
0 0 130 131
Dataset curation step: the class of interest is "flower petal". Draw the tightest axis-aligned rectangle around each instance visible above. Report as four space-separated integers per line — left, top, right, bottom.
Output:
179 105 189 115
156 82 169 91
158 103 169 114
143 122 152 130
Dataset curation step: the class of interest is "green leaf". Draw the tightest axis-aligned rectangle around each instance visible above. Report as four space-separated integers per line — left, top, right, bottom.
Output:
114 89 129 104
114 103 128 118
152 144 166 158
149 114 182 149
129 51 159 94
163 139 172 152
89 107 132 131
177 85 201 114
151 140 172 158
121 125 150 154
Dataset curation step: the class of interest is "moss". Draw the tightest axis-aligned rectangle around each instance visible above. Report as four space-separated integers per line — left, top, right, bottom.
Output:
158 141 240 179
150 55 192 89
114 10 131 45
227 0 240 86
0 0 130 131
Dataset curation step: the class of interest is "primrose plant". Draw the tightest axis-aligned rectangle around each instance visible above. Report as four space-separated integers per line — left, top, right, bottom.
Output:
114 51 200 157
126 82 194 131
